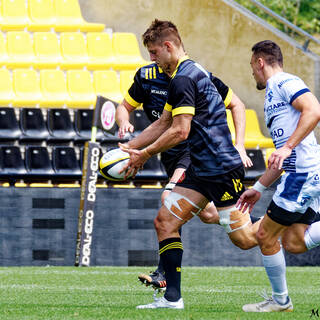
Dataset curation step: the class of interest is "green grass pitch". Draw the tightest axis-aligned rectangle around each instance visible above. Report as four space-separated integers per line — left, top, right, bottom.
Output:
0 266 319 319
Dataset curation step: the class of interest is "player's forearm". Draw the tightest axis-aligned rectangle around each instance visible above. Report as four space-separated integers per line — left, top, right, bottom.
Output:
115 102 130 127
145 125 188 156
229 94 246 146
127 118 170 149
257 166 283 188
286 93 320 150
284 109 320 151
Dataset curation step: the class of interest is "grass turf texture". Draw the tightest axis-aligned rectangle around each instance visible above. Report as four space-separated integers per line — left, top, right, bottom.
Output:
0 266 319 319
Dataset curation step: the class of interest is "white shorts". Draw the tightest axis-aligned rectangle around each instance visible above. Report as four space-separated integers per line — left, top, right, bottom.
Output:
273 171 320 214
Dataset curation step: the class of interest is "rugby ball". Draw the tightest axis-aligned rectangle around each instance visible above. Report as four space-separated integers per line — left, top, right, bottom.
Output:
99 148 132 181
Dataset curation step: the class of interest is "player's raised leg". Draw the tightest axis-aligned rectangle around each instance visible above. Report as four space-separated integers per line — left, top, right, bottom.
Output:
136 186 209 309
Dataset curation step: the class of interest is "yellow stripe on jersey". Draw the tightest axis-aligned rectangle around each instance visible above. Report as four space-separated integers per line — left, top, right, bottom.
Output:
224 88 233 107
164 102 172 112
145 69 149 80
172 106 195 117
124 92 141 108
171 55 189 79
153 67 156 79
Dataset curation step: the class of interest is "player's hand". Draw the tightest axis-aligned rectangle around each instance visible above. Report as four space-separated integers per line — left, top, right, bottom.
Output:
118 121 134 139
234 144 253 168
268 145 292 170
236 188 261 214
118 144 150 179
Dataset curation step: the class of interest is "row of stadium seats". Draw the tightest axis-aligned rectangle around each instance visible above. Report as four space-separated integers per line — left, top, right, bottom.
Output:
0 0 105 32
0 107 127 144
0 144 168 183
0 105 270 184
0 68 135 107
0 31 147 70
0 106 274 149
0 143 267 185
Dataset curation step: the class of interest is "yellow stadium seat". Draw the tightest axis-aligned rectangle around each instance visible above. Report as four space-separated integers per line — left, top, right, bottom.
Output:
120 70 136 96
60 32 88 69
112 32 148 70
28 0 56 31
66 70 96 107
0 0 30 31
13 69 42 107
0 32 8 66
87 32 115 69
245 109 274 148
6 31 35 68
54 0 105 32
93 70 123 103
226 109 274 148
34 32 62 68
40 69 70 107
0 68 15 104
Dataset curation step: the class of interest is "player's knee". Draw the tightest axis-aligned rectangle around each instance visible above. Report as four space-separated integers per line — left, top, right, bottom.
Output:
154 208 166 233
199 210 219 224
256 228 278 251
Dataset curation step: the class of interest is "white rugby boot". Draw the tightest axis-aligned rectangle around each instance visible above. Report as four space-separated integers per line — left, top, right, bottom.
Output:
242 292 293 312
136 296 184 309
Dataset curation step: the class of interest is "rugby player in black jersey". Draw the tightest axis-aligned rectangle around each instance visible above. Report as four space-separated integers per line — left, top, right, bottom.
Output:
116 62 258 292
117 19 259 309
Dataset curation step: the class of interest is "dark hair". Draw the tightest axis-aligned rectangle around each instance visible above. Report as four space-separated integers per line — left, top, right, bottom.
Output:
142 19 182 47
251 40 283 67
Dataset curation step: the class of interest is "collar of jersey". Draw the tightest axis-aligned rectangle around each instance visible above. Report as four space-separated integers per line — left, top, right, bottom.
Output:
171 55 189 79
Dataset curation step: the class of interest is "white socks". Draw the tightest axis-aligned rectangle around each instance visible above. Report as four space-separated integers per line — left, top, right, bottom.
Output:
305 221 320 250
262 249 288 305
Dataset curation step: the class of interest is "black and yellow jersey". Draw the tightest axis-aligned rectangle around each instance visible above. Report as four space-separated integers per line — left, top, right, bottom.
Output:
164 57 242 176
125 62 237 175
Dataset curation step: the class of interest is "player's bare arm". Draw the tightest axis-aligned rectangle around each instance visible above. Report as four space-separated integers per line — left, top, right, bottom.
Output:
120 113 192 178
227 93 253 168
119 109 173 152
237 166 283 213
116 99 135 139
269 92 320 170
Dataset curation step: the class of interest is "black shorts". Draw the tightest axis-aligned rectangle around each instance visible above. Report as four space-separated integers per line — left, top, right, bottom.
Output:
267 200 316 226
161 152 191 178
176 165 245 207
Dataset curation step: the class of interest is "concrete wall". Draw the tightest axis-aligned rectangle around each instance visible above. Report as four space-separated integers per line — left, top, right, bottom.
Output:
79 0 320 139
0 187 318 266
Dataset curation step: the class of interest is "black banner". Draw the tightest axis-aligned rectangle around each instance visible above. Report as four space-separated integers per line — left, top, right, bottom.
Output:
75 141 100 266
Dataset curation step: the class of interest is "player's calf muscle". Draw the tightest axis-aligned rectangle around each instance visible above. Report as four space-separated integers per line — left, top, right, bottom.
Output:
229 225 258 250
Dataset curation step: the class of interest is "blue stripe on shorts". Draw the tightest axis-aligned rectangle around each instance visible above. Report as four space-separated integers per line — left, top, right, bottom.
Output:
280 172 308 201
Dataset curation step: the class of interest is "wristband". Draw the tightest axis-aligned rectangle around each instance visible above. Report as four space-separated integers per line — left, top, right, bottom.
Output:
165 182 176 191
252 181 267 193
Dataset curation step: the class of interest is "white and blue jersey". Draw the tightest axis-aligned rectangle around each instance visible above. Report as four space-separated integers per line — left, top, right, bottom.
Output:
265 72 320 214
264 72 320 173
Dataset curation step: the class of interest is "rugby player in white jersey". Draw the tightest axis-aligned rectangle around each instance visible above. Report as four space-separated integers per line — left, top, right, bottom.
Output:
237 40 320 312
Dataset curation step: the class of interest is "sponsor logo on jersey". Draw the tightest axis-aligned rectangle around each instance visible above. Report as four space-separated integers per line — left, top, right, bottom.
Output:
267 89 273 102
265 101 287 116
151 89 167 95
151 110 161 119
270 128 284 139
277 77 297 89
221 192 233 201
